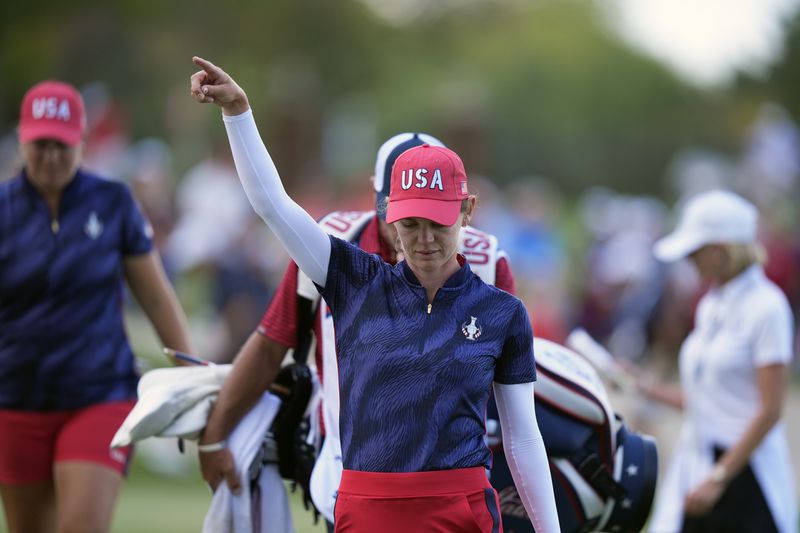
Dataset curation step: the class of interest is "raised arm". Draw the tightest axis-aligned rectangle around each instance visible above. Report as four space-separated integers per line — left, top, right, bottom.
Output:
190 56 330 286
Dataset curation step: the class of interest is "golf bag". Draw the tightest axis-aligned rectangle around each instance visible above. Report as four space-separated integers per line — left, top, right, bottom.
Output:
268 362 315 483
487 338 657 532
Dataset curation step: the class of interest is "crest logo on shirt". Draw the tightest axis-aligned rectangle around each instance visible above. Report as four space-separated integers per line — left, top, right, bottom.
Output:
461 316 482 341
84 211 103 239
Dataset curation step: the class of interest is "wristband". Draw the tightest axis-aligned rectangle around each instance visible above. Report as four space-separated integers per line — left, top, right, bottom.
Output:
197 440 227 453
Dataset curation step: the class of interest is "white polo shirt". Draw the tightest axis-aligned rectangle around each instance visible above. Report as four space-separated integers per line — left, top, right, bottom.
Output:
649 264 798 533
681 264 794 445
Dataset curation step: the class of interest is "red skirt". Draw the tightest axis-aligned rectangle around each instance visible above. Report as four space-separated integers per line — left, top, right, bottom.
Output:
334 467 502 533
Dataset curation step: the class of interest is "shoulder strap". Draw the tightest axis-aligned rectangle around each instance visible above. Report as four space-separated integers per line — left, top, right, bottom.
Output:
293 211 375 364
295 211 375 301
318 210 376 240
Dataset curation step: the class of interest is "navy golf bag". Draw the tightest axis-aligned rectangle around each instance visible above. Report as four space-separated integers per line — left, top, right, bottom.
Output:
487 338 657 532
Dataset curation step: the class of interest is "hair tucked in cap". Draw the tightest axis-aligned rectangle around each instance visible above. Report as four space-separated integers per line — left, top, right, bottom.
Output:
373 133 445 219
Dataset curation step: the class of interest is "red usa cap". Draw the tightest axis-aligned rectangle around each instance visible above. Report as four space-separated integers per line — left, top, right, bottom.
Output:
18 80 86 146
386 144 469 226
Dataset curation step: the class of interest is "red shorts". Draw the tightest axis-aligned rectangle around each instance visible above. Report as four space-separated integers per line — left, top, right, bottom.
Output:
334 467 502 533
0 400 135 484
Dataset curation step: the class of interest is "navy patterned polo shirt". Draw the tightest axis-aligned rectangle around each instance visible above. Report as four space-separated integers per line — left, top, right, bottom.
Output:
0 169 152 410
319 236 536 473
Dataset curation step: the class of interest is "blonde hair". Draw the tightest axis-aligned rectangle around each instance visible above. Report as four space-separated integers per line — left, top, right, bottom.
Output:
722 242 767 276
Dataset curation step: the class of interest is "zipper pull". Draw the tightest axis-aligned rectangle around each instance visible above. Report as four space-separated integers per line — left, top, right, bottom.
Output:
51 220 60 234
427 303 432 314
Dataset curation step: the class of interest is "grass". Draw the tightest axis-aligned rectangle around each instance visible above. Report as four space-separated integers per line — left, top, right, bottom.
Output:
0 451 326 533
114 454 326 533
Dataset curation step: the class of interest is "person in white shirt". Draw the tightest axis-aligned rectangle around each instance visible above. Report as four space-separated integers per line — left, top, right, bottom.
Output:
636 190 797 533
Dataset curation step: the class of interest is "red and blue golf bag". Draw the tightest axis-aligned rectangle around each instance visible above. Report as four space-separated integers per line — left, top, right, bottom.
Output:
487 338 658 532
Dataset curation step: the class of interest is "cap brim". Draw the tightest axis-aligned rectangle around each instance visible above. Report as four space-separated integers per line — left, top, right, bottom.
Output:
19 124 82 146
386 198 461 226
652 230 707 262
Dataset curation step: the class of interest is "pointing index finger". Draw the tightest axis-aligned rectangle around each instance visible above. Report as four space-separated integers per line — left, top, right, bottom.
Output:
192 56 221 76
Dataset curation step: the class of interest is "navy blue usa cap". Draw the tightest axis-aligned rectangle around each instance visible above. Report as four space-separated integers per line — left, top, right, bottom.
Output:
373 132 445 219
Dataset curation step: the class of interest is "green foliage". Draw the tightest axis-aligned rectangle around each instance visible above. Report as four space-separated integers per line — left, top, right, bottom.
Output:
2 0 798 196
765 9 800 119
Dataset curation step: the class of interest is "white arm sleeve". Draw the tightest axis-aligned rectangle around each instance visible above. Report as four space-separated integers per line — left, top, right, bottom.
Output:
222 109 330 286
493 382 560 533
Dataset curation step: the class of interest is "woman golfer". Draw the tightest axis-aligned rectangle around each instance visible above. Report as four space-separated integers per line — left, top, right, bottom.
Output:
189 56 559 533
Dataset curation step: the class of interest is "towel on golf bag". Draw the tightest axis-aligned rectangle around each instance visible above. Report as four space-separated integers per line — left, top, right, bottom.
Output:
262 361 322 522
203 392 290 533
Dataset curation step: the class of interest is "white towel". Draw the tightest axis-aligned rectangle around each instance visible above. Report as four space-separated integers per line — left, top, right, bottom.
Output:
110 365 291 533
202 392 289 533
111 365 232 447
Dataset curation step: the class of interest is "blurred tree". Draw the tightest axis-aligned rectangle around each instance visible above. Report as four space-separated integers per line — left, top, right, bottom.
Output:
0 0 795 196
764 8 800 121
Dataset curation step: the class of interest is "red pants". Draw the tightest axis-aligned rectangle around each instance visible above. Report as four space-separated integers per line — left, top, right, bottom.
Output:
334 467 502 533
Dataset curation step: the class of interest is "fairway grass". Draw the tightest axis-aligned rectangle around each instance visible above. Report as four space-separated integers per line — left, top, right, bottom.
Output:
0 455 325 533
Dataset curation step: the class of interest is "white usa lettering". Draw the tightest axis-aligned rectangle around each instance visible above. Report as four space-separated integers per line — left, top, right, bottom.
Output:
400 168 445 191
401 169 413 189
31 98 71 122
429 169 443 190
323 211 365 233
414 168 428 188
